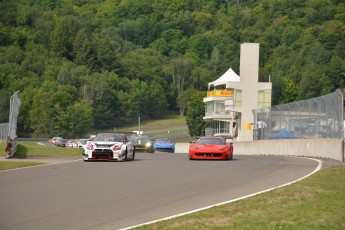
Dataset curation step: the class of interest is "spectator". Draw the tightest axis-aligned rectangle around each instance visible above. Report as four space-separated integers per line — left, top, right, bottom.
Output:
256 120 267 140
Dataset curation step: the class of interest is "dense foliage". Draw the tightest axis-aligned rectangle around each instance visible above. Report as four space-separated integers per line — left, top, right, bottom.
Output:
1 0 344 138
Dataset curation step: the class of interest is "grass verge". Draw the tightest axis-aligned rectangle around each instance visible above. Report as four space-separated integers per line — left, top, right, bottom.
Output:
0 141 81 170
0 162 46 171
0 141 82 158
105 115 189 136
135 166 345 230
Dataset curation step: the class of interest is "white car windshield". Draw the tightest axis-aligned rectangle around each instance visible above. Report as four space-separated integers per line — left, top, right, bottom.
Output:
95 134 124 142
79 139 87 144
197 138 225 145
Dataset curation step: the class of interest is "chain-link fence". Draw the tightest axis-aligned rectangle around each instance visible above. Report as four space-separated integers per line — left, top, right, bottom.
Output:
8 91 21 139
0 123 9 140
253 89 344 140
1 91 21 158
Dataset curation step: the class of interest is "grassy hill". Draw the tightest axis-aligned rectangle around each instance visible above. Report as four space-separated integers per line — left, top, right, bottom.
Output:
101 114 191 141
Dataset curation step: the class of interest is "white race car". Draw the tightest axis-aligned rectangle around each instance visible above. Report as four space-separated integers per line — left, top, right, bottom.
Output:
83 133 135 161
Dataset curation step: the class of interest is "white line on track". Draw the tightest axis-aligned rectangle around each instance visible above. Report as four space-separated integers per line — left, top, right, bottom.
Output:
120 157 322 230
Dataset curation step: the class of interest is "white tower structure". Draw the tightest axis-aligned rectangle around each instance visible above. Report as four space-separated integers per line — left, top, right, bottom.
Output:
203 43 272 141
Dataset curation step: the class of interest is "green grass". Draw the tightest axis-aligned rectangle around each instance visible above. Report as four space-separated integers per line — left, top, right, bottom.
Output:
97 114 192 142
104 115 189 136
135 166 345 230
0 140 81 170
17 142 82 157
0 162 46 171
0 141 82 157
0 141 81 170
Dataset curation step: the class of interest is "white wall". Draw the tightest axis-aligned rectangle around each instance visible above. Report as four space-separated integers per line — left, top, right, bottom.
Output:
233 138 344 162
174 139 345 162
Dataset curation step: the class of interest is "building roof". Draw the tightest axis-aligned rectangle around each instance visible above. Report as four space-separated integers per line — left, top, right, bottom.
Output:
208 68 240 89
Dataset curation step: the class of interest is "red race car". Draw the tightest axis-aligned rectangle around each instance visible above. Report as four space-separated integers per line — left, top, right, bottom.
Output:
189 136 233 160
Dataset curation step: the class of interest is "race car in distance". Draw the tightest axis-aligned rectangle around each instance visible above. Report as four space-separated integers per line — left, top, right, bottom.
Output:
189 136 233 160
153 138 175 153
78 139 88 148
129 134 153 152
83 133 135 161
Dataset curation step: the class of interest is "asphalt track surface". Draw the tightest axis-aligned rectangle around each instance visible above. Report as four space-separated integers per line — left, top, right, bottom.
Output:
0 152 320 230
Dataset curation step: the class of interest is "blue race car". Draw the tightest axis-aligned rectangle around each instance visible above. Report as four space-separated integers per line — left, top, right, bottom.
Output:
153 138 175 153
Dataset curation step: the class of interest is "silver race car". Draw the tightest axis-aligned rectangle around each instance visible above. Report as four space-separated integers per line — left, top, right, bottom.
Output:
83 133 135 161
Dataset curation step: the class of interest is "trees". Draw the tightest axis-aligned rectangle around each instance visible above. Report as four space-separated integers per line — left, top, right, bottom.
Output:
119 48 165 81
29 89 54 137
49 16 80 60
167 57 195 115
177 88 195 116
29 88 93 138
62 102 93 138
73 28 94 66
146 81 168 118
186 91 206 137
279 77 300 104
0 0 344 137
0 89 10 123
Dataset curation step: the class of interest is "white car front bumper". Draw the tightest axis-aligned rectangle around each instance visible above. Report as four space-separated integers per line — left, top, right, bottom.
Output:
83 149 126 161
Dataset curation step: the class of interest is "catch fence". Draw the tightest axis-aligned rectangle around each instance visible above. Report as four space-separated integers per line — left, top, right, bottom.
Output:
253 89 344 140
1 91 21 158
0 123 9 140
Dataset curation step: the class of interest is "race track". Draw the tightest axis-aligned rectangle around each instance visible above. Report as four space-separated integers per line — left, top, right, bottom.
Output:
0 152 320 230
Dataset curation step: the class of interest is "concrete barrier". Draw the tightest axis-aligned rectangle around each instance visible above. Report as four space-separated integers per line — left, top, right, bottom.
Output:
233 138 344 162
174 142 190 153
175 138 345 162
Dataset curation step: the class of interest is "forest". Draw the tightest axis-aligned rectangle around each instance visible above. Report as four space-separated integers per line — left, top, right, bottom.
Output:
0 0 344 138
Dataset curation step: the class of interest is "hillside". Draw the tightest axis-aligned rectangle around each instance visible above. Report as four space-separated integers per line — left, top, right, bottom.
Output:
104 115 191 141
0 0 344 138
